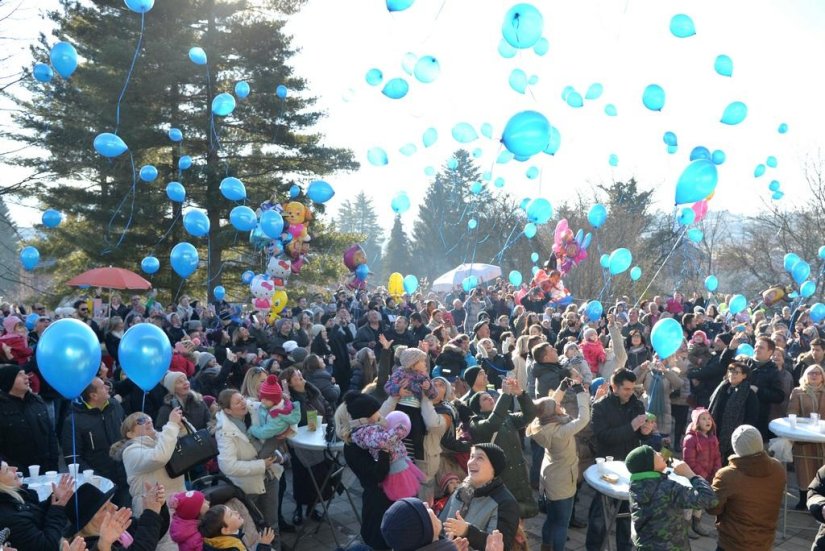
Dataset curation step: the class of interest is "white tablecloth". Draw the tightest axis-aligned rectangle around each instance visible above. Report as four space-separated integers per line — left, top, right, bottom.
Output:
769 417 825 443
23 473 114 502
584 461 692 501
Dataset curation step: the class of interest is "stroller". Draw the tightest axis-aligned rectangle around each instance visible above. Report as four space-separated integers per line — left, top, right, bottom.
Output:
190 473 267 546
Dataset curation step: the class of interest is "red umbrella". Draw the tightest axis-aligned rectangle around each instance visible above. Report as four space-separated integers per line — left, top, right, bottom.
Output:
66 267 152 290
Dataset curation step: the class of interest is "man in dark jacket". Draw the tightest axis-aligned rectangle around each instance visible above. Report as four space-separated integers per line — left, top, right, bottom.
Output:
586 368 653 551
60 377 129 506
383 316 417 351
741 335 785 440
408 312 431 344
687 333 733 408
529 343 569 398
353 310 385 353
0 365 59 471
807 463 825 550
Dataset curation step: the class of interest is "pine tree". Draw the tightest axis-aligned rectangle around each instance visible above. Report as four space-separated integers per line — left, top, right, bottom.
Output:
335 191 384 276
383 215 412 278
0 197 20 299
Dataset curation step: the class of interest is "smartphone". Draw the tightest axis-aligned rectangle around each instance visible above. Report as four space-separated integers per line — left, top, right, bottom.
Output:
734 324 746 332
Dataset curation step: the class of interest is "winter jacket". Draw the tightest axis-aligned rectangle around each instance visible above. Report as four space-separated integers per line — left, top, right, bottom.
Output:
687 351 727 408
708 451 786 551
328 323 354 390
590 391 646 460
477 354 513 389
462 297 491 333
580 340 606 375
61 398 127 487
214 410 268 495
385 369 438 401
432 345 467 381
743 357 785 440
628 472 718 551
170 515 202 551
156 392 212 430
304 367 340 406
708 381 760 460
438 477 520 551
420 396 448 479
0 390 59 471
599 322 628 379
353 323 382 351
80 507 170 551
682 429 721 481
469 392 538 518
344 443 392 550
349 358 376 393
806 464 825 551
248 400 301 440
0 488 67 550
528 360 569 399
633 364 685 434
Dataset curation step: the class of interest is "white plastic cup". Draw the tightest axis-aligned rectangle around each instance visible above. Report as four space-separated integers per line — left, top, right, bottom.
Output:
789 414 798 429
606 456 614 463
82 469 94 480
68 463 80 478
90 475 102 488
812 413 821 424
596 457 606 473
28 465 40 478
45 471 57 482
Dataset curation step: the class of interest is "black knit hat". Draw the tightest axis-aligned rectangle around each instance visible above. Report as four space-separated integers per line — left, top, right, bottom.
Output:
473 443 506 477
463 366 482 388
717 332 734 346
344 390 381 420
380 498 433 551
468 391 485 415
65 483 117 532
0 364 20 394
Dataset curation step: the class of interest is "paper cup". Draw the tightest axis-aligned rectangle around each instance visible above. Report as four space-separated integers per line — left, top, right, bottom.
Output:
68 463 80 478
83 469 94 479
596 457 605 473
90 475 102 488
28 465 40 478
812 413 821 424
606 456 614 463
789 414 797 428
45 471 58 482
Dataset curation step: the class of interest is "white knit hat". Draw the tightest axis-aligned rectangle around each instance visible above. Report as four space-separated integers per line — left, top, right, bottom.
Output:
731 425 763 457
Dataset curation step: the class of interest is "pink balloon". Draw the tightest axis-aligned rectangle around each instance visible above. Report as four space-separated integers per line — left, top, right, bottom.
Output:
692 199 708 223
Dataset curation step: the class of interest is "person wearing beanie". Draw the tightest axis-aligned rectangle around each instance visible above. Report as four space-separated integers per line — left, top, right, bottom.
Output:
170 490 209 551
440 444 520 551
156 370 211 431
708 424 785 551
625 444 717 551
197 352 217 372
381 497 458 551
681 408 721 537
432 470 461 516
248 375 300 480
459 365 489 405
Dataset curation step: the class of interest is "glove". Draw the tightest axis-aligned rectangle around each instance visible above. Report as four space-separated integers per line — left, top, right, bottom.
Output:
571 383 585 394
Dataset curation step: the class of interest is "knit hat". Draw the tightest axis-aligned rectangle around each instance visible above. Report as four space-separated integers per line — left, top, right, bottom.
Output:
197 352 216 371
289 348 308 364
0 364 20 393
472 320 489 335
170 490 205 521
2 316 21 335
438 472 461 494
717 332 734 346
380 498 433 551
344 390 381 420
625 444 655 474
692 330 708 344
65 483 117 532
589 377 606 397
563 342 580 355
463 366 482 388
311 324 325 338
259 375 283 404
731 425 763 457
399 348 427 371
468 391 485 415
583 327 598 341
283 340 298 353
162 371 187 395
473 443 506 477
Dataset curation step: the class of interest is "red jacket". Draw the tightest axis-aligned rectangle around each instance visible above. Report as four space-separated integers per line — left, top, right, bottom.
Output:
169 353 195 378
682 428 721 481
580 340 606 375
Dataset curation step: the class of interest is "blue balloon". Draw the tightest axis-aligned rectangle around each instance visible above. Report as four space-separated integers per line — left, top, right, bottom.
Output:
714 54 733 77
365 68 383 86
650 318 684 359
721 101 747 125
494 177 505 188
141 256 159 274
20 246 39 270
784 253 801 272
687 228 704 243
381 78 408 99
705 275 718 292
36 319 101 398
166 182 185 203
170 242 199 278
496 150 514 164
425 166 436 177
354 264 369 280
387 0 414 11
212 93 236 116
690 146 711 161
502 3 544 49
50 41 78 79
220 177 246 201
792 260 811 285
585 83 603 100
93 132 128 158
533 37 549 56
604 104 617 116
519 198 531 211
766 156 777 168
468 219 478 229
470 181 483 195
452 123 479 143
526 198 553 224
241 270 255 284
561 86 574 102
462 276 479 292
524 223 537 239
229 206 257 231
768 180 780 192
509 69 528 94
526 166 539 179
801 280 816 299
25 313 39 331
542 125 561 156
42 209 62 228
307 180 335 203
675 160 718 204
728 294 747 315
168 128 183 142
599 253 609 268
608 248 632 275
118 323 172 391
667 145 678 155
663 132 677 146
367 147 389 166
183 210 210 238
819 246 825 260
509 270 522 286
585 300 603 322
501 110 550 157
736 343 754 358
213 285 226 301
400 143 417 156
260 210 284 239
498 38 518 59
530 252 539 262
778 123 788 134
566 91 584 108
711 150 726 165
811 303 825 323
234 81 250 99
630 266 642 281
403 274 419 294
678 207 695 226
289 184 300 198
670 14 696 37
188 47 207 65
276 84 288 99
124 0 153 13
754 164 766 177
422 128 438 148
413 56 439 83
588 204 607 229
608 154 618 167
178 155 192 170
33 63 53 83
391 192 411 214
642 84 665 111
139 165 158 182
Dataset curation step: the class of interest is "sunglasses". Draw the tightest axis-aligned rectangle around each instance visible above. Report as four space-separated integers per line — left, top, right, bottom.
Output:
79 308 88 312
135 417 152 426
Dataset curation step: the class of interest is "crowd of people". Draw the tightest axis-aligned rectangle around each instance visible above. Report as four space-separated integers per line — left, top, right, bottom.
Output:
0 280 822 550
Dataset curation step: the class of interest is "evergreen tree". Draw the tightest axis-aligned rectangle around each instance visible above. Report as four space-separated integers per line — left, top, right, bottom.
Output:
335 191 384 276
0 197 20 299
383 215 412 277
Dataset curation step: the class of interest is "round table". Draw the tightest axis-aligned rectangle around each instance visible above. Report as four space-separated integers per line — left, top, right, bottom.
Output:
23 473 114 502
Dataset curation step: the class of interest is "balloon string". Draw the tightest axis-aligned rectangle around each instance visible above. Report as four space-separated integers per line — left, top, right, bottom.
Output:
71 408 80 533
102 152 138 254
633 226 688 309
141 391 146 414
151 211 181 251
114 12 145 135
594 230 608 285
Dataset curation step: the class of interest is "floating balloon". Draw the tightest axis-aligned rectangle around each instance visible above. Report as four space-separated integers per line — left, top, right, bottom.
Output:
498 39 517 59
608 154 618 167
754 164 766 178
543 125 561 156
705 275 718 292
355 264 370 280
667 145 678 155
188 47 207 65
276 84 288 99
585 83 603 100
650 318 684 359
669 14 696 37
469 181 483 195
720 101 747 125
391 192 411 214
93 133 128 158
42 209 62 228
687 228 704 243
401 52 417 75
728 294 747 315
711 150 726 165
811 303 825 323
289 184 301 199
501 3 544 49
365 68 383 86
25 313 39 331
494 177 505 188
792 260 811 285
382 78 409 99
509 270 522 286
588 204 607 229
212 93 236 116
400 143 417 156
422 127 438 147
819 246 825 260
260 210 284 239
141 256 159 274
387 0 414 11
663 132 677 146
307 180 334 203
468 219 478 229
531 252 539 262
630 266 642 281
241 270 255 284
692 199 709 223
403 274 419 294
183 210 209 237
170 242 199 278
714 54 733 77
768 180 780 192
36 319 101 398
509 69 528 94
566 91 583 108
689 146 711 161
675 160 717 204
599 254 609 268
784 253 801 273
166 182 185 203
452 123 479 143
736 343 754 358
229 206 257 231
119 323 172 391
168 128 183 142
526 166 539 179
213 285 226 301
677 207 695 226
234 81 250 99
608 248 632 275
801 281 816 299
524 223 537 239
139 165 158 182
642 84 665 111
526 198 553 224
778 123 788 134
462 276 479 292
766 156 777 168
178 155 192 170
219 177 246 201
124 0 154 12
367 147 389 166
533 37 549 56
413 56 439 83
501 110 550 157
50 41 78 79
480 123 493 138
585 300 603 322
604 104 617 116
33 63 53 83
20 246 40 270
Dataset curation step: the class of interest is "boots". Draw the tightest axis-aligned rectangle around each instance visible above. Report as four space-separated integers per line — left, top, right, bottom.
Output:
691 516 711 537
686 519 700 539
796 489 808 510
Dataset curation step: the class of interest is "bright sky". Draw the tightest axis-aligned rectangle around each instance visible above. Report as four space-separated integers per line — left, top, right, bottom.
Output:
5 0 825 233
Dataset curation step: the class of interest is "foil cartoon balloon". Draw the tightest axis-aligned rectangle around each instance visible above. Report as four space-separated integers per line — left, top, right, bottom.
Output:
388 272 404 300
344 244 369 290
551 218 589 275
761 284 793 307
265 257 291 289
267 290 289 324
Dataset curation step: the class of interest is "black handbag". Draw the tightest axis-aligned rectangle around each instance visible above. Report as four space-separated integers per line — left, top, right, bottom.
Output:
537 488 549 514
165 419 219 478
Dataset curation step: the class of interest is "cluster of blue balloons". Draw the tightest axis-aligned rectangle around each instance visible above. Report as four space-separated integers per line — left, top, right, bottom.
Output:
784 253 812 286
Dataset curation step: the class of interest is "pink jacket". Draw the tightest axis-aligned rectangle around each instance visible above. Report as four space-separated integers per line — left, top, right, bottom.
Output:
682 428 721 481
580 340 606 375
169 515 202 551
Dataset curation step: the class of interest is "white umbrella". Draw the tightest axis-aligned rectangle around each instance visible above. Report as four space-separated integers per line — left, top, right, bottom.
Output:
431 263 502 293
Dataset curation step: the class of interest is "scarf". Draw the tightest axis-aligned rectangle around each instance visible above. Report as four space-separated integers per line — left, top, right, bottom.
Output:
227 414 248 435
269 399 294 418
646 371 666 422
203 534 246 550
802 384 824 414
709 381 750 456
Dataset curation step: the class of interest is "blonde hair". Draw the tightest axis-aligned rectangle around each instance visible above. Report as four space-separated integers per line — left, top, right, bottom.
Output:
0 464 23 504
333 402 353 443
240 367 267 400
120 412 151 438
801 364 825 391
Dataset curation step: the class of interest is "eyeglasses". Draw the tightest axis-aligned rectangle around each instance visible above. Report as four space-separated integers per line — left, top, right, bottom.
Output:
135 417 152 426
727 368 743 374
